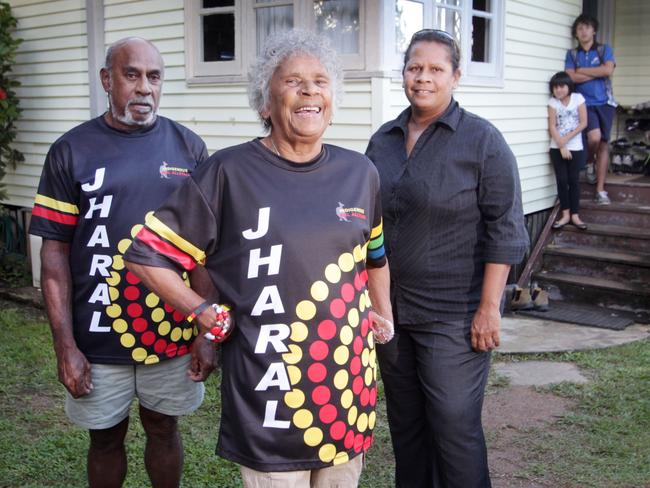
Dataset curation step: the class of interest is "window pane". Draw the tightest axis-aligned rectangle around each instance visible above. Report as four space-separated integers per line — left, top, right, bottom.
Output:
436 0 461 6
472 0 490 12
203 0 234 7
436 7 461 43
314 0 360 55
471 16 491 62
203 14 235 61
256 6 293 54
395 0 424 54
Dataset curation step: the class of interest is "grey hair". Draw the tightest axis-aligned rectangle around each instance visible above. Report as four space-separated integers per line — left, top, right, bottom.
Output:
247 29 344 131
104 37 164 73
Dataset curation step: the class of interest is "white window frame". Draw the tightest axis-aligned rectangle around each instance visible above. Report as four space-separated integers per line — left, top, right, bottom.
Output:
185 0 366 84
390 0 505 86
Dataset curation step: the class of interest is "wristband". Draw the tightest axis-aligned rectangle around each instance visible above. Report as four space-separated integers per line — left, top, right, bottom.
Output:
186 300 211 323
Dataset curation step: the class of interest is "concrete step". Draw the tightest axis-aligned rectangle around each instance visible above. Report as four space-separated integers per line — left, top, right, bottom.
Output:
552 222 650 253
543 245 650 284
579 200 650 228
580 175 650 204
533 271 650 323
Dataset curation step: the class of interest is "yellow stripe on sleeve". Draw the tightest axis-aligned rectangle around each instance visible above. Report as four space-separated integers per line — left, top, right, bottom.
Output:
370 219 383 239
34 194 79 215
145 213 207 264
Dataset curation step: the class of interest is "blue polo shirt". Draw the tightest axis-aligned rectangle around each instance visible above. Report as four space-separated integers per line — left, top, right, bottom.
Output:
565 43 616 106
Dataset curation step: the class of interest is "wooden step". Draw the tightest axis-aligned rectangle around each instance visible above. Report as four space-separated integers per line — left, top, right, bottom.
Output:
533 271 650 323
579 200 650 227
552 223 650 252
543 245 650 283
580 175 650 204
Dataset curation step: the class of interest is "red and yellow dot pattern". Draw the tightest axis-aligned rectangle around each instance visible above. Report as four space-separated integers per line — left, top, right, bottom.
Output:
104 219 196 364
282 242 377 464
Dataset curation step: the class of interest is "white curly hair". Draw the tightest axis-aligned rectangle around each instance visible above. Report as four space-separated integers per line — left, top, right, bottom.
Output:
247 29 344 131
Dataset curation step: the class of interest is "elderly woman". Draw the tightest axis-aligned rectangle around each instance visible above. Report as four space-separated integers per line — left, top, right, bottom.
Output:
124 29 392 487
365 30 529 487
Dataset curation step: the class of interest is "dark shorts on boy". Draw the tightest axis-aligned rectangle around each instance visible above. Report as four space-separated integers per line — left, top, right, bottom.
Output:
586 104 616 141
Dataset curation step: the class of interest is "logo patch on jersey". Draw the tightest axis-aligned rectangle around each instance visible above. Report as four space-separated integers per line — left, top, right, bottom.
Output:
335 202 366 222
159 161 191 179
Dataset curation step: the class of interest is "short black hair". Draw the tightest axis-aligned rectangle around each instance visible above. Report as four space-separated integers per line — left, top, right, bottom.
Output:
572 13 599 39
403 29 461 73
549 71 575 96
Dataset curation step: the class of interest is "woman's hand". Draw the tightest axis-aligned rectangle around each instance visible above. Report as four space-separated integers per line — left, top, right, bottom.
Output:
369 310 395 344
471 305 501 353
560 147 573 160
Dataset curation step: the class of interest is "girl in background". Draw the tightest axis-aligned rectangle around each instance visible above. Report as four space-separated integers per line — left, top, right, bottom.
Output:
548 71 589 229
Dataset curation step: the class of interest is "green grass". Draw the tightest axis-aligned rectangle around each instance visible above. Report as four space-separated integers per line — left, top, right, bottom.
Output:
1 301 648 487
494 343 650 488
0 302 394 487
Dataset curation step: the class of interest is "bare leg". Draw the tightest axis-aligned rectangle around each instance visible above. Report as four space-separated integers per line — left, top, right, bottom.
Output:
139 405 183 488
555 209 570 226
595 140 610 193
88 417 129 488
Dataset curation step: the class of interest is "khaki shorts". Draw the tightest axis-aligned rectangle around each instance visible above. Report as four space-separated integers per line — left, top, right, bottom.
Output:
240 453 363 488
65 355 204 430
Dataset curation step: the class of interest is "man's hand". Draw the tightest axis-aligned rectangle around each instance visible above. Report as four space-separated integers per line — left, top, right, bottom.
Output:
188 337 216 382
57 347 93 398
470 306 501 353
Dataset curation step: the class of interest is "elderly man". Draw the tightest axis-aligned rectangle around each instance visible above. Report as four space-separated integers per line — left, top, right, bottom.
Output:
29 37 211 487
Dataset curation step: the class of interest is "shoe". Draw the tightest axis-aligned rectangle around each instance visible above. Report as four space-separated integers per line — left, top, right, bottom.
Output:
572 221 588 230
586 164 597 184
531 287 549 312
510 287 533 311
595 191 611 205
552 220 567 229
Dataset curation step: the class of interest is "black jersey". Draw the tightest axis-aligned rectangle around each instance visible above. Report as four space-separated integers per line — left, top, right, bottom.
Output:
29 115 208 364
125 139 387 471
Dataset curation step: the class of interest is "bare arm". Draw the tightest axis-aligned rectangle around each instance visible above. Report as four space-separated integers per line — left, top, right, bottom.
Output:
367 263 394 343
367 263 392 321
565 68 594 84
125 261 215 332
576 60 615 78
471 262 511 352
548 106 564 147
187 265 219 381
41 239 93 397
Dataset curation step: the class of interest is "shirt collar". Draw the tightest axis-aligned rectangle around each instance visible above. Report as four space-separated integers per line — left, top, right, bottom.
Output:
379 98 461 134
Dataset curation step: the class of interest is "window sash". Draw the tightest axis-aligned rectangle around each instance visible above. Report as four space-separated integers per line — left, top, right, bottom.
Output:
186 0 365 81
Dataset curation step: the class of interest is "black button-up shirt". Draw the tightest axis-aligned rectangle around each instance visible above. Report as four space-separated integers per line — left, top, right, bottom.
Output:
366 99 529 323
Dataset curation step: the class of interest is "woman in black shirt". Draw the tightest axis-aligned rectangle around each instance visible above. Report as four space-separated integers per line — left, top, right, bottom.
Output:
366 30 529 488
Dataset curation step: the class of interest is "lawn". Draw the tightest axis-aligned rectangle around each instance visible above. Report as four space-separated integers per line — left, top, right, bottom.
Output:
0 301 394 488
1 300 648 487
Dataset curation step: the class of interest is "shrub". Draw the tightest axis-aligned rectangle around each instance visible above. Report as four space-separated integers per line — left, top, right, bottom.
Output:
0 2 24 201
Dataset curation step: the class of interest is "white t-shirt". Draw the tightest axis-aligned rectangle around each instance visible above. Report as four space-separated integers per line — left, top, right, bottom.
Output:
548 92 586 151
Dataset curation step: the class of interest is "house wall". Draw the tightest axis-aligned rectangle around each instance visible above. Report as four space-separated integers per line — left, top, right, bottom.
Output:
4 0 91 208
379 0 582 215
5 0 582 216
611 0 650 107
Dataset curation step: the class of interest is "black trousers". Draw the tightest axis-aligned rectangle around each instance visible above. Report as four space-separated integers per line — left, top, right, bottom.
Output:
376 318 491 488
550 148 585 215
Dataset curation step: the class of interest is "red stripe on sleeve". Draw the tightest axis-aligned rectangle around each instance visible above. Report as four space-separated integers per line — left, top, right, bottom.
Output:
136 227 197 271
32 205 79 226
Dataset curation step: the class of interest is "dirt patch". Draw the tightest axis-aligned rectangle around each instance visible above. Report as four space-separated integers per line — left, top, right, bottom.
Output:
483 386 574 488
